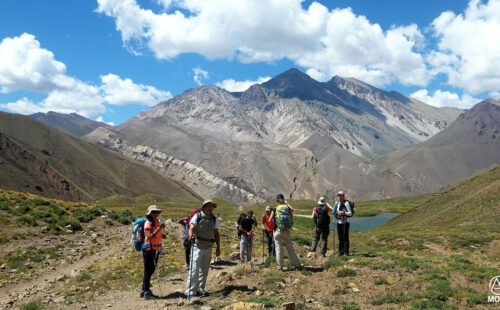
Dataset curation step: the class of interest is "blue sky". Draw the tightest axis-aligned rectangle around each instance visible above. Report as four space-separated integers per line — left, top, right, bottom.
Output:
1 0 499 125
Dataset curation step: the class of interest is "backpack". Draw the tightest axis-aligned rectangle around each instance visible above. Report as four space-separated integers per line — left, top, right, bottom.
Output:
314 204 330 228
276 205 293 230
236 213 246 237
132 218 147 251
345 200 355 217
336 200 355 218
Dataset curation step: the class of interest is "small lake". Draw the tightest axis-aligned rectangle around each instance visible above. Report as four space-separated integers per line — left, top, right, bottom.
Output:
329 213 400 232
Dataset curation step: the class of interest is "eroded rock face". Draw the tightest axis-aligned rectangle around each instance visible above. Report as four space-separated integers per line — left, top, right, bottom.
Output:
0 133 86 201
86 127 264 203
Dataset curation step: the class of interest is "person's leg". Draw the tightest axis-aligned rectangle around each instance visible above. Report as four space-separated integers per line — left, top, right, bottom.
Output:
320 228 330 256
274 230 284 269
184 243 190 267
142 250 155 292
186 245 201 297
282 230 301 268
265 230 273 255
240 234 247 262
198 247 212 292
337 224 345 255
344 223 350 255
309 226 319 252
247 236 253 262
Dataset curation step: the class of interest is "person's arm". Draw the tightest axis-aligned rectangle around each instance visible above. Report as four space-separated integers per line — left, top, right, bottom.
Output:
344 201 352 217
285 200 295 212
326 203 334 212
311 209 315 219
145 222 165 240
215 228 221 256
188 223 196 241
252 215 257 226
261 215 266 230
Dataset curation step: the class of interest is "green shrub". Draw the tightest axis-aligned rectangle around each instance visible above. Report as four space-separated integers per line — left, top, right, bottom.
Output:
323 257 342 269
374 278 389 285
410 299 454 310
57 219 82 231
30 199 50 206
21 301 47 310
292 235 311 246
246 297 277 307
16 215 35 226
108 210 134 225
336 268 356 277
426 279 452 301
343 301 361 310
466 293 489 305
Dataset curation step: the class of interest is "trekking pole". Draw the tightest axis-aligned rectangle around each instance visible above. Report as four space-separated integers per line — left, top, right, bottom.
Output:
262 229 265 264
187 239 195 300
155 250 163 298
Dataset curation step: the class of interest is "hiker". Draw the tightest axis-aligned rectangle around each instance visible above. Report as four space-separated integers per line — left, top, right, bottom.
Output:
261 205 275 256
308 196 333 258
186 199 221 299
273 194 302 271
333 191 353 256
178 217 191 268
238 210 257 263
141 205 166 299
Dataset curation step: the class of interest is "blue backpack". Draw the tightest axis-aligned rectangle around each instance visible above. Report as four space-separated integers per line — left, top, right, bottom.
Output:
132 218 147 251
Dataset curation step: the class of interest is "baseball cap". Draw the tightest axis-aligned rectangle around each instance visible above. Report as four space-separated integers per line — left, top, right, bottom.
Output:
276 194 285 200
337 191 345 196
265 205 271 211
247 210 253 215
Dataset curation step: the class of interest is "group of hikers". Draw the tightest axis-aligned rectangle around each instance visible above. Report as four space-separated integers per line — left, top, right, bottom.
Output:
134 191 353 300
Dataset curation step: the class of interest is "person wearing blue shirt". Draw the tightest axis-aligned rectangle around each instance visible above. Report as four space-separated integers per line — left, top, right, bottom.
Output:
332 191 352 256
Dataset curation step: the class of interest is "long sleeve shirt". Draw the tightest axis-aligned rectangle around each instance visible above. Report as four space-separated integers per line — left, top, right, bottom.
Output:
333 201 352 224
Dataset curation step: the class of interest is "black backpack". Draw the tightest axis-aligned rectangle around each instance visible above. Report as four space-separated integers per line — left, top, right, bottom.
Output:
236 213 246 237
338 200 355 217
314 204 330 228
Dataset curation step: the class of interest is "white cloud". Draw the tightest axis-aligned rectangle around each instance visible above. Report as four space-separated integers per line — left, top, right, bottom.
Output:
100 74 172 106
96 0 428 87
410 89 481 109
0 33 70 93
216 76 271 92
193 67 209 86
0 34 173 117
429 0 500 94
95 116 115 126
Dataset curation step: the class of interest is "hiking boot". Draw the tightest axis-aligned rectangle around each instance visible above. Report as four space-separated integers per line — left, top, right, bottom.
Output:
307 252 315 258
197 289 209 297
139 290 146 298
143 291 159 300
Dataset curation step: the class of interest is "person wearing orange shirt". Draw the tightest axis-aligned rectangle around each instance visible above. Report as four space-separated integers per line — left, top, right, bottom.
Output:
141 205 166 299
261 206 275 256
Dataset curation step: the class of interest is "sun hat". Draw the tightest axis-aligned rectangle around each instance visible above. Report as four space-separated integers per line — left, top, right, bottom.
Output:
202 198 217 208
337 191 345 196
276 194 285 200
317 196 326 204
265 205 271 211
146 205 162 215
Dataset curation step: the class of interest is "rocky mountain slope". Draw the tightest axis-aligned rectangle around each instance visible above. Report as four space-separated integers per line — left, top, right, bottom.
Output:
373 99 500 195
0 112 199 202
30 111 113 137
85 68 463 202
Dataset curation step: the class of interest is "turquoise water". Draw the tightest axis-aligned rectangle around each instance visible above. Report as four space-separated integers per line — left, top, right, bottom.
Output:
329 213 400 232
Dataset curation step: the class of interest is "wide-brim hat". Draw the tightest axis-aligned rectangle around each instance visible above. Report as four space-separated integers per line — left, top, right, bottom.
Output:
202 199 217 208
146 204 162 215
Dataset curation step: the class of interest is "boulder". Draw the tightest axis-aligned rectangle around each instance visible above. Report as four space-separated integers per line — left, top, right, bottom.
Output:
224 302 264 310
282 302 296 310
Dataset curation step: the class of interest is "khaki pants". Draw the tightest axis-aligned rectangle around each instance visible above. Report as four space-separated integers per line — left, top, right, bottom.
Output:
239 233 253 262
186 245 212 297
273 229 300 269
